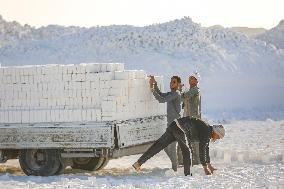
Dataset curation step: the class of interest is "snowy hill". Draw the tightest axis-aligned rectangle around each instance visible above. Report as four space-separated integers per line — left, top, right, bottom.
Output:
257 19 284 49
0 15 284 119
229 27 266 38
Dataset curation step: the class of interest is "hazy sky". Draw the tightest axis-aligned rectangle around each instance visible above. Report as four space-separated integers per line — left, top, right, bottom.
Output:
0 0 283 29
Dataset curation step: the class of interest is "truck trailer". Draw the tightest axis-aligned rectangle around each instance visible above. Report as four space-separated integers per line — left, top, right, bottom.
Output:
0 63 166 176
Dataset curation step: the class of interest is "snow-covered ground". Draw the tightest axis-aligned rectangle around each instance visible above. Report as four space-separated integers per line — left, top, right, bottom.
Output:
0 120 283 189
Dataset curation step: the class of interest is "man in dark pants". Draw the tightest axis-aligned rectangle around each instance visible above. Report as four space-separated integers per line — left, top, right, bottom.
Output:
132 117 225 176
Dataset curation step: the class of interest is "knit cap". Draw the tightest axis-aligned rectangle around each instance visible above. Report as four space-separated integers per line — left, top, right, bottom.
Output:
189 71 200 81
212 125 225 139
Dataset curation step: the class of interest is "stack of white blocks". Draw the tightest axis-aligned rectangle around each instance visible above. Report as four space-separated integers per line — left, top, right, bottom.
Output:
0 63 166 123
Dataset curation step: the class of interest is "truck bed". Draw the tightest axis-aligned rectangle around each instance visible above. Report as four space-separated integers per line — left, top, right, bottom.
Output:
0 116 166 154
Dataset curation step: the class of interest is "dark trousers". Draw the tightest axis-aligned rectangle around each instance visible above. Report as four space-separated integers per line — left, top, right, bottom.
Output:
137 122 192 176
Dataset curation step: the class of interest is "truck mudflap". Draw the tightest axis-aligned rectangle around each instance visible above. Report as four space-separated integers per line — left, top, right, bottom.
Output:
0 122 113 149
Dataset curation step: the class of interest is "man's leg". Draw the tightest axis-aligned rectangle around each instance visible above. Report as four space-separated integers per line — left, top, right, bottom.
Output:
177 140 191 176
169 124 192 176
137 128 176 166
177 144 183 166
164 142 178 171
191 142 201 165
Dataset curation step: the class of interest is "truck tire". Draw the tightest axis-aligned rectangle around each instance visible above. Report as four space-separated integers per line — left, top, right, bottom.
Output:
71 157 105 171
55 161 66 175
96 157 109 170
19 149 61 176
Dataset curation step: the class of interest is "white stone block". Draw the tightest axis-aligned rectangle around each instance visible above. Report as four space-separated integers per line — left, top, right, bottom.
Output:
98 72 114 81
134 70 146 79
0 68 4 77
40 110 47 123
7 111 12 123
46 110 51 122
100 64 107 72
39 98 48 107
81 97 89 106
61 65 68 74
74 109 82 122
58 110 65 122
3 111 9 123
116 63 124 71
0 111 4 123
54 109 61 122
76 90 82 98
96 109 102 121
102 100 116 112
90 109 96 121
128 79 145 88
86 73 99 82
106 64 116 72
86 109 92 121
110 80 129 88
36 66 43 75
81 82 87 90
114 70 135 80
3 67 11 76
84 63 101 73
0 63 165 123
114 71 128 80
85 82 91 90
66 64 76 74
102 88 113 97
28 110 34 123
62 74 72 82
65 109 72 122
109 88 127 96
32 111 39 123
76 64 85 74
80 109 87 121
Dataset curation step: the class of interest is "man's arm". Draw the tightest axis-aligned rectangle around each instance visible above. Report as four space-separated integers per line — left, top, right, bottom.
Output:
181 87 199 100
197 122 213 175
152 84 179 103
199 141 210 166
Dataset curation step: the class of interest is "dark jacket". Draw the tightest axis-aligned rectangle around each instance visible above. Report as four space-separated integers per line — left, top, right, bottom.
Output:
176 117 212 166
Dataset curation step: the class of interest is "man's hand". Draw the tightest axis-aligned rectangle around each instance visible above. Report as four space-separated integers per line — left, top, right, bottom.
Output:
178 83 184 91
207 163 217 174
148 75 156 90
203 164 217 175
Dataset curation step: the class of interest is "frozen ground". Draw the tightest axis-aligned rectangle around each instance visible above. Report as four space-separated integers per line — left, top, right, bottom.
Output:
0 120 283 189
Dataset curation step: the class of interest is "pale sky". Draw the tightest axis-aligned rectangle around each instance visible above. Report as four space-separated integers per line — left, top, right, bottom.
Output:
0 0 283 29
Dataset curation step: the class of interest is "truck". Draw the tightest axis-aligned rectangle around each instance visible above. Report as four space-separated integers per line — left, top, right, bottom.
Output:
0 63 166 176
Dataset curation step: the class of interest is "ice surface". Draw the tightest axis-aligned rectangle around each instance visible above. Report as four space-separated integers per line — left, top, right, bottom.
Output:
0 120 283 188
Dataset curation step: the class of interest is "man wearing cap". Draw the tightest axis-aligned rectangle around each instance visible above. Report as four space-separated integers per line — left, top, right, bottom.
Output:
178 71 202 165
132 117 225 176
181 71 201 119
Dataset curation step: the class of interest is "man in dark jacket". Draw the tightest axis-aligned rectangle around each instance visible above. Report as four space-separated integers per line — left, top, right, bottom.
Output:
132 117 225 176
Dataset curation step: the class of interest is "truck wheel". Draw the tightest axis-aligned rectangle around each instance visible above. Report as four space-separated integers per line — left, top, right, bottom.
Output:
55 161 66 175
19 149 61 176
71 157 104 171
96 158 109 170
